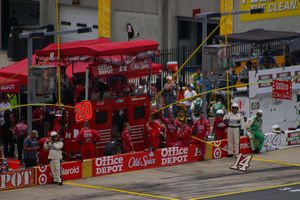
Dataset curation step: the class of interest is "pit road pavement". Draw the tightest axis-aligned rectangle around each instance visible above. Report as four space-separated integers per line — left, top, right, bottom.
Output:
1 147 300 200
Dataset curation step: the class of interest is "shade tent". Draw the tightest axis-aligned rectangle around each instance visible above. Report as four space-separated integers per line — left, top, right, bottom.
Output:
215 29 300 43
35 40 159 57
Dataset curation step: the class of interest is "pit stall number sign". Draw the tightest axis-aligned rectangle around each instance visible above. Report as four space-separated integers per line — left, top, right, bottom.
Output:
75 100 93 123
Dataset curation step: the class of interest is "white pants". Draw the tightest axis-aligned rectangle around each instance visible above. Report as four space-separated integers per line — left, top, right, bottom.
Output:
227 127 240 155
50 159 62 183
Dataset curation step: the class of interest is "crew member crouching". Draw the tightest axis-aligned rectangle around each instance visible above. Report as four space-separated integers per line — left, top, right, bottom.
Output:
44 131 64 185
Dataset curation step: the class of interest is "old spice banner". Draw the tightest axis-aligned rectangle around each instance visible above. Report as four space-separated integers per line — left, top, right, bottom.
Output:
92 145 202 176
272 80 292 100
0 168 35 190
36 161 82 185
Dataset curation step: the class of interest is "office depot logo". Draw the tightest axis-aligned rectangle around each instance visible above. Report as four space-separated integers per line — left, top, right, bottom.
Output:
95 156 124 175
0 169 35 190
161 147 188 165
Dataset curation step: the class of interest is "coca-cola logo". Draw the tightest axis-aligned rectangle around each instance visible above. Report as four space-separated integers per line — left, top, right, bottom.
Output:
161 147 188 165
128 153 156 169
95 156 124 175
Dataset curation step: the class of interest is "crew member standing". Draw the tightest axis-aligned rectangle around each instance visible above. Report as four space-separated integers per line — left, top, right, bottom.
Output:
192 112 210 160
176 113 192 147
121 123 134 153
223 103 244 156
76 121 99 159
212 110 227 140
246 110 264 154
44 131 63 185
13 117 28 164
160 111 180 147
146 116 162 151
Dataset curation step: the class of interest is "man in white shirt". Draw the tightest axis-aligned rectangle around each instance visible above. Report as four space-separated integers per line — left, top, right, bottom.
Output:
184 84 197 121
223 103 244 156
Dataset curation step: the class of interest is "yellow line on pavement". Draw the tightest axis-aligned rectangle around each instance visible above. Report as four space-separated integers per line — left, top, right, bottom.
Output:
252 157 300 167
64 181 180 200
189 181 300 200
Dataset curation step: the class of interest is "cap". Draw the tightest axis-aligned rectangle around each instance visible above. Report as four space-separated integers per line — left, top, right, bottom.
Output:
31 130 39 137
50 131 58 137
166 75 172 81
216 109 224 115
188 83 194 89
231 103 239 108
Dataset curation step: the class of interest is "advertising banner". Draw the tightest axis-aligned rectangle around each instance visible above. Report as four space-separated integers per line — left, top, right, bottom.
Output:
0 83 20 93
0 168 35 190
240 0 300 22
261 132 288 152
36 161 82 185
286 129 300 145
272 80 292 100
92 145 201 177
220 0 233 35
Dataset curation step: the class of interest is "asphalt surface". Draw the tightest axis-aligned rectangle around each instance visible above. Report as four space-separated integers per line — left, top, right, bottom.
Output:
1 147 300 200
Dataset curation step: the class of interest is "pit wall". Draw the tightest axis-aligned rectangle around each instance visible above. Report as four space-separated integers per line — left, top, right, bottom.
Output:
2 129 300 191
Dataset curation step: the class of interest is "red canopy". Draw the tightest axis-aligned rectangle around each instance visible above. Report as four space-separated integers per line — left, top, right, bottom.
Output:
35 40 159 57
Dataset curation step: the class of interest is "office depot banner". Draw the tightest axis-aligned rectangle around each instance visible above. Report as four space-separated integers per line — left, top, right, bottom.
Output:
36 161 82 185
0 168 35 190
92 145 201 176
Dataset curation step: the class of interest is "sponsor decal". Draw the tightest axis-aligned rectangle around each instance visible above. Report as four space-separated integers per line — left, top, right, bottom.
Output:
128 152 156 169
287 131 300 145
94 156 124 175
0 169 34 190
160 147 189 165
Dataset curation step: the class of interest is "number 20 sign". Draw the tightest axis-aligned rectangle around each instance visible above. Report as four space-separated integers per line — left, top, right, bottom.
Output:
75 100 93 123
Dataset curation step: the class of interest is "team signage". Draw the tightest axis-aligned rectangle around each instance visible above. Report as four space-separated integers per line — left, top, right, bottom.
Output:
240 0 300 21
0 83 19 93
0 168 35 190
272 80 292 100
286 130 300 145
74 100 93 123
262 132 288 152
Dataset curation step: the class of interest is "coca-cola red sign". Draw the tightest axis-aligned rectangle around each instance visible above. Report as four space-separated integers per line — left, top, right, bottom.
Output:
272 80 292 100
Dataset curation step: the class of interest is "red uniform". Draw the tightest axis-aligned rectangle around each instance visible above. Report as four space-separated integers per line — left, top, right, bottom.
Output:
121 128 134 153
76 128 99 159
146 120 161 150
192 118 210 160
38 137 49 165
212 116 227 140
176 123 192 147
161 117 180 147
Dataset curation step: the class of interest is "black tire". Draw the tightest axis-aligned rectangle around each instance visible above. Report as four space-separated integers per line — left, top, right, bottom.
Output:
104 141 123 156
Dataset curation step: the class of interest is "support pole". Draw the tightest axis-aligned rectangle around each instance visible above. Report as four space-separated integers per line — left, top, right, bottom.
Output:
85 68 89 100
27 38 33 134
226 70 230 112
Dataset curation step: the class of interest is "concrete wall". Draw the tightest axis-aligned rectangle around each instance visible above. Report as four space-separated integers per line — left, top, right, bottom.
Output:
233 1 300 33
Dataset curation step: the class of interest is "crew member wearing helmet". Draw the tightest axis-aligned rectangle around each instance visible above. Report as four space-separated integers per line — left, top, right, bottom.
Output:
175 112 192 147
44 131 64 185
210 98 226 117
212 109 227 140
160 110 180 147
146 115 162 151
121 122 134 153
76 121 100 159
184 84 197 122
272 124 282 134
223 103 244 156
246 110 264 154
163 75 178 118
192 112 210 160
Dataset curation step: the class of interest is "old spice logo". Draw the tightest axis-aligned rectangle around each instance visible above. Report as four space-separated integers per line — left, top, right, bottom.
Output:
161 147 188 165
62 166 80 176
95 156 124 175
128 153 156 169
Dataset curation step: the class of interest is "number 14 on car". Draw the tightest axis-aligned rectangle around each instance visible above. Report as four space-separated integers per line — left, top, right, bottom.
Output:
230 153 253 172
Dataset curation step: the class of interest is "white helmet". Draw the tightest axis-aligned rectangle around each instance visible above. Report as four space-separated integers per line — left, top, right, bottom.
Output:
272 124 281 134
231 103 239 108
166 75 172 81
257 110 263 115
50 131 58 137
216 109 224 115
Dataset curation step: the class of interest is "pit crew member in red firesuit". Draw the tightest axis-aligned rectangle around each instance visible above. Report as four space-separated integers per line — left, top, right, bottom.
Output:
160 110 180 147
175 111 192 147
44 131 63 185
212 109 227 140
37 136 50 165
121 122 134 153
146 115 162 151
192 112 210 160
76 121 100 159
